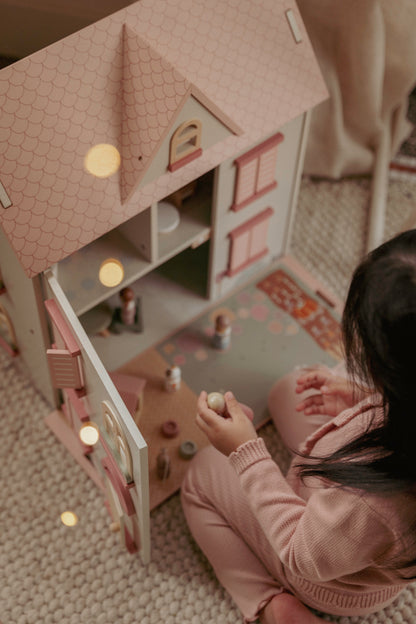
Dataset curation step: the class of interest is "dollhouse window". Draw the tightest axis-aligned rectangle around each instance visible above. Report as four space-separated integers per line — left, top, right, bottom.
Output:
169 119 202 172
102 400 133 481
226 207 274 277
231 132 284 211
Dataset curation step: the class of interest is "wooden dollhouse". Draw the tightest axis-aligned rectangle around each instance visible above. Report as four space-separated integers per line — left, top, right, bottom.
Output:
0 0 328 562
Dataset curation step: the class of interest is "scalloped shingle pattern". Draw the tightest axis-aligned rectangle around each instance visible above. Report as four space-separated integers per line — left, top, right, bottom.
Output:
0 0 328 277
121 25 191 203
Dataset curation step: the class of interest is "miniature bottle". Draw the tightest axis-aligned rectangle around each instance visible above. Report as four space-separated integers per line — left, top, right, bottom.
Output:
164 365 181 392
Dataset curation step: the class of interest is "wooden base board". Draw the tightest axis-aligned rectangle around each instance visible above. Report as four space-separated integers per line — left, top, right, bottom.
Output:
114 348 210 510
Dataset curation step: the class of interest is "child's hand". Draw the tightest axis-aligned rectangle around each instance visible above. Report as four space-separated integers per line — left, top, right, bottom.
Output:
295 371 364 417
196 391 257 456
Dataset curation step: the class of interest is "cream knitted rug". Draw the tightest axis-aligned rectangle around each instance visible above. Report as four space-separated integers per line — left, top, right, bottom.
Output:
2 174 416 624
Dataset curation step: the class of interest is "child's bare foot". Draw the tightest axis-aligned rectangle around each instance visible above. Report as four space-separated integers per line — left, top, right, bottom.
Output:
260 592 327 624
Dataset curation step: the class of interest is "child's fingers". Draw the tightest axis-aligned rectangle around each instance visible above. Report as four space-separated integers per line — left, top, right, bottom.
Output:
224 391 244 418
196 412 214 434
239 402 254 421
295 371 327 391
296 393 324 412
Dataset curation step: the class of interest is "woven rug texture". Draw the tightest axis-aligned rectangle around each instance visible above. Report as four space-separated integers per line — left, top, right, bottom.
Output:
2 176 416 621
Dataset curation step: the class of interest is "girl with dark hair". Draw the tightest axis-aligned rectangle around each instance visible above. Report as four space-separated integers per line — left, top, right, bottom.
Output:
181 230 416 623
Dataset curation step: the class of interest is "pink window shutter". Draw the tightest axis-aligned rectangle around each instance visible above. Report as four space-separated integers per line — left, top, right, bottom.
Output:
257 145 279 192
250 217 270 257
47 348 84 389
228 229 251 275
227 207 274 277
232 132 284 211
234 159 257 207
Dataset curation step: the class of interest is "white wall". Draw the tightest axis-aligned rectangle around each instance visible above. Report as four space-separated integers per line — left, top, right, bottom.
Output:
0 227 56 405
208 114 307 299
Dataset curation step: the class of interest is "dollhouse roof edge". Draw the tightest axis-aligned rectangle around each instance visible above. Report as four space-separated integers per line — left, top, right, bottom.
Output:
120 23 243 204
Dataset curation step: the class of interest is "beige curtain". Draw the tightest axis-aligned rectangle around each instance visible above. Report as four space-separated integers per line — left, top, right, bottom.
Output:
297 0 416 178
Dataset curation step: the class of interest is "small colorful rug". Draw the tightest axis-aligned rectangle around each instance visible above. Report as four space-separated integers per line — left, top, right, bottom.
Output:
156 261 342 427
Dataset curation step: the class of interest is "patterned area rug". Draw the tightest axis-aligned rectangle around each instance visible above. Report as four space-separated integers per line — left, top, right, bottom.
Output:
156 263 341 428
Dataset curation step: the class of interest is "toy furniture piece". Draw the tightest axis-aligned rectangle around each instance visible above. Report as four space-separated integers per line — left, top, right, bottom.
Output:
109 372 146 425
0 0 328 563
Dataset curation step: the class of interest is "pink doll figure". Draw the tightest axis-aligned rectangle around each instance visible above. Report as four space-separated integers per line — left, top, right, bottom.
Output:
119 287 136 326
213 314 231 350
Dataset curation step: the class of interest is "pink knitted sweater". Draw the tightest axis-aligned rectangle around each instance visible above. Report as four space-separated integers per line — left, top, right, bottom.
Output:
229 398 416 616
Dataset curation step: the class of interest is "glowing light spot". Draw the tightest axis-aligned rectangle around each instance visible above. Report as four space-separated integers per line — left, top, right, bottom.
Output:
79 422 100 446
84 144 121 178
61 511 78 527
99 258 124 287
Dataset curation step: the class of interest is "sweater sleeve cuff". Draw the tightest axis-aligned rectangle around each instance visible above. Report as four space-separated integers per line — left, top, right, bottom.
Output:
229 437 271 474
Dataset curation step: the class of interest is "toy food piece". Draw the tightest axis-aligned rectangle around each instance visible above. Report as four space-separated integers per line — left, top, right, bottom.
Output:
161 419 180 438
207 392 226 415
179 440 198 460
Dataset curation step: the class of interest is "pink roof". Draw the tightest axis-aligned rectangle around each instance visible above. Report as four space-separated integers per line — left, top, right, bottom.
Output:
0 0 328 277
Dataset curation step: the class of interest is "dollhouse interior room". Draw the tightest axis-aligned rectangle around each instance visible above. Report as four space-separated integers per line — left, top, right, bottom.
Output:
1 0 416 622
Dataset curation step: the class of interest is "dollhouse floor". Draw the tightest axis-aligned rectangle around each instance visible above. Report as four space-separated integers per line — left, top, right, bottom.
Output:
87 242 211 371
111 254 343 509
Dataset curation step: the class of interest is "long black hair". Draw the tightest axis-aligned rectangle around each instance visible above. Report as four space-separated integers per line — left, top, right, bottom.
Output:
297 230 416 573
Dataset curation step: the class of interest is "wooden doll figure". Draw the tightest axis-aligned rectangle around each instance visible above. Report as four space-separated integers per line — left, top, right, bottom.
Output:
120 287 136 326
156 448 171 480
213 314 231 350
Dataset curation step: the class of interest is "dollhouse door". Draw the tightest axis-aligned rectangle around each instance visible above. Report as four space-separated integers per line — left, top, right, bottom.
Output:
43 269 150 564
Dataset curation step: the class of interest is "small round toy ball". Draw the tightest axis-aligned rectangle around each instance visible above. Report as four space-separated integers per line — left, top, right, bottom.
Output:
207 392 226 414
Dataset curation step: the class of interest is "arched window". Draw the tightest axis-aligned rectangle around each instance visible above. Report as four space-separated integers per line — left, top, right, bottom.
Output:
169 119 202 171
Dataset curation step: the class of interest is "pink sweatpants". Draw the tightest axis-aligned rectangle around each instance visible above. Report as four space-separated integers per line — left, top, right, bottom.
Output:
181 365 340 622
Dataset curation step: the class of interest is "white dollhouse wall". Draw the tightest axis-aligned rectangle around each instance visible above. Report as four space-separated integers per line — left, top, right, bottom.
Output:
209 114 309 300
43 268 150 562
0 227 55 405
